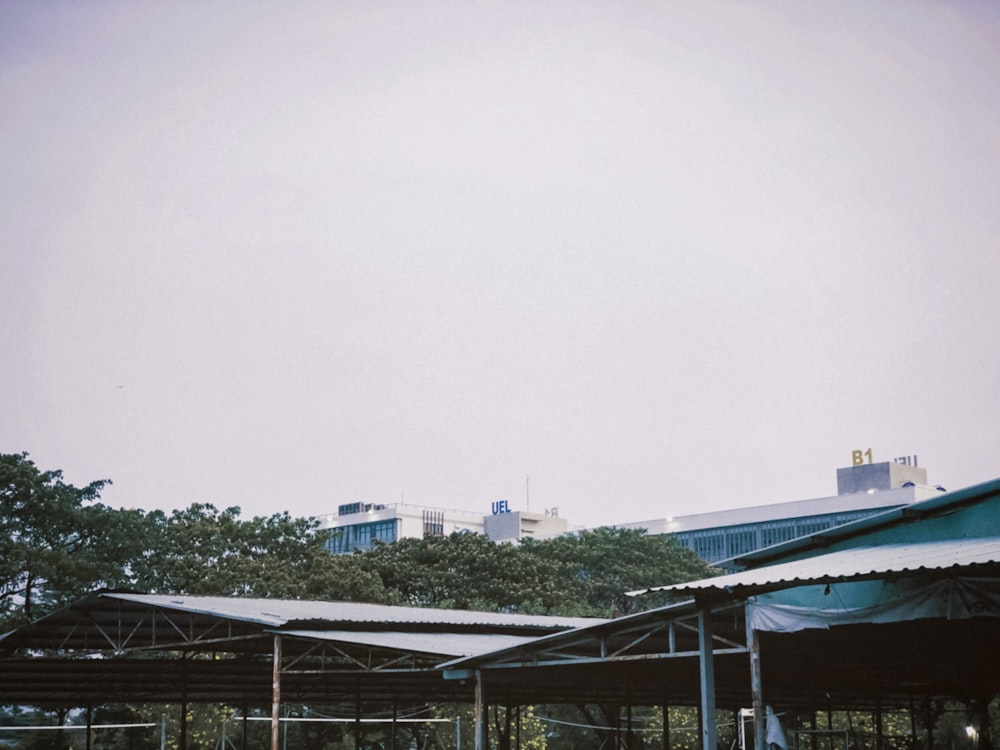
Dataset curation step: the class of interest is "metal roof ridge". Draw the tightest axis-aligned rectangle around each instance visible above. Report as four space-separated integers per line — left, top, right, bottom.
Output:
728 476 1000 570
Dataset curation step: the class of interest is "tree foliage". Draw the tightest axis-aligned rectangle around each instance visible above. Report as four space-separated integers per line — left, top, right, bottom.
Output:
0 453 143 624
521 526 715 615
0 453 714 629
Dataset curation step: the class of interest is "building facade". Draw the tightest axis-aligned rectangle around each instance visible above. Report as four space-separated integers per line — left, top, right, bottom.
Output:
315 459 941 560
316 502 486 554
633 459 941 564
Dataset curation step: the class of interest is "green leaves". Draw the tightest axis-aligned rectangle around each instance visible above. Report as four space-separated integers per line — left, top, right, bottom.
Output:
352 526 714 617
2 453 714 628
0 452 117 624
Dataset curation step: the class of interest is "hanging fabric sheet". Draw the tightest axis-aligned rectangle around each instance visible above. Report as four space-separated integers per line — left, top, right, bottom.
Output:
747 577 1000 633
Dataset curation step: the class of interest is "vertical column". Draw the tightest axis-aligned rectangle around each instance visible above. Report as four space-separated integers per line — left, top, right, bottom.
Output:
698 608 718 750
271 635 283 750
747 622 765 750
181 658 189 750
354 693 363 750
474 670 488 750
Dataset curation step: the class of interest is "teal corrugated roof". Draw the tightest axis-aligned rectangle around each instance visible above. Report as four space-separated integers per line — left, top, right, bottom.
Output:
728 476 1000 569
630 536 1000 597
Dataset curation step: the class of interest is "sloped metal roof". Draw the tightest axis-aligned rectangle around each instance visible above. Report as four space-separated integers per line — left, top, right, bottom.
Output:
102 592 601 630
280 629 537 657
630 537 1000 596
727 476 1000 569
0 592 604 707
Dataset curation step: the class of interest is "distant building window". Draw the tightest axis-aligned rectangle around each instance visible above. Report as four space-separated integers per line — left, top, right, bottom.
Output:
423 510 444 536
325 519 399 554
673 506 905 564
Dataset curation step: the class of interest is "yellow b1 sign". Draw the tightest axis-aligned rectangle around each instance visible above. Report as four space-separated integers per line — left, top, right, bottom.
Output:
852 448 873 465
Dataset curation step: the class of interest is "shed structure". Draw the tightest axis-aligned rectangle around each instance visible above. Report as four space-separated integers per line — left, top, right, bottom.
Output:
444 477 1000 750
2 477 999 750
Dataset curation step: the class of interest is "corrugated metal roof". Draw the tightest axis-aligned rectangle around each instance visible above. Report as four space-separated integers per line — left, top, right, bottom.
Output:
103 593 601 630
728 476 1000 569
279 629 537 657
629 537 1000 596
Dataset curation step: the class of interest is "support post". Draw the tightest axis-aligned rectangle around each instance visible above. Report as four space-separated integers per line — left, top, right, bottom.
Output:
698 608 718 750
474 670 488 750
354 691 362 750
271 635 283 750
747 620 765 750
662 704 670 750
181 659 189 750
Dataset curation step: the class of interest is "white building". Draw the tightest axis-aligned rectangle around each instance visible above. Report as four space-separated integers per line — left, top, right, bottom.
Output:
315 458 942 560
315 502 485 554
620 459 942 564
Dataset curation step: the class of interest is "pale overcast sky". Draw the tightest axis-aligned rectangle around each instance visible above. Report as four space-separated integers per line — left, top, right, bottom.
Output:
2 2 998 530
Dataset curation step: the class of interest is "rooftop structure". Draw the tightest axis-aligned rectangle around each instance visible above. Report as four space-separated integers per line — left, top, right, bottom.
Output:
316 457 945 561
621 458 944 565
315 502 485 554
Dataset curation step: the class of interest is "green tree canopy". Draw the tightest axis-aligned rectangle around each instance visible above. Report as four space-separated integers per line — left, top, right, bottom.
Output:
1 453 714 627
356 531 589 614
0 452 143 625
522 526 716 615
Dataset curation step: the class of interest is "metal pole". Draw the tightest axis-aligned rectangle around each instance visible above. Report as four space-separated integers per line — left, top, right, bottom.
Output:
698 607 718 750
161 712 167 750
271 635 283 750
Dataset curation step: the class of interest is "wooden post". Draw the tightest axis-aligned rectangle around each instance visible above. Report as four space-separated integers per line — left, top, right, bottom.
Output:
355 693 362 750
181 659 189 750
271 635 282 750
474 670 488 750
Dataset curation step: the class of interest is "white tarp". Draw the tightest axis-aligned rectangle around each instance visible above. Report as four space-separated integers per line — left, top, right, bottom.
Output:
747 577 1000 633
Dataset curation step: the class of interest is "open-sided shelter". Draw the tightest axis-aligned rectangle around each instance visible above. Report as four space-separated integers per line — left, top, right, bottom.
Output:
3 477 999 750
0 593 600 749
444 477 1000 750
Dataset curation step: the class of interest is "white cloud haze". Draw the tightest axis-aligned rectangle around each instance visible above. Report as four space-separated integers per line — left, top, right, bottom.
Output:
2 2 998 528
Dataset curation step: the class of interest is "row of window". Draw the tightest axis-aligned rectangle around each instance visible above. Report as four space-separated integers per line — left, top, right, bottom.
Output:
325 519 399 554
675 508 899 563
423 509 445 536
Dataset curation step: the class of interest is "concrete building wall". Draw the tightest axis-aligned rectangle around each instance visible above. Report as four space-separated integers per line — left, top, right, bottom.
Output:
484 510 568 543
836 460 928 495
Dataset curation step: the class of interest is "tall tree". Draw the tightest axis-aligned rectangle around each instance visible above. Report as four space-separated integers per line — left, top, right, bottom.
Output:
130 503 391 602
521 526 716 616
0 452 138 625
356 530 578 613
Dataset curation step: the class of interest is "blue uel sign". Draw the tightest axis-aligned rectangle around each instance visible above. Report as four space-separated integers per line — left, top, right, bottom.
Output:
491 499 510 515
